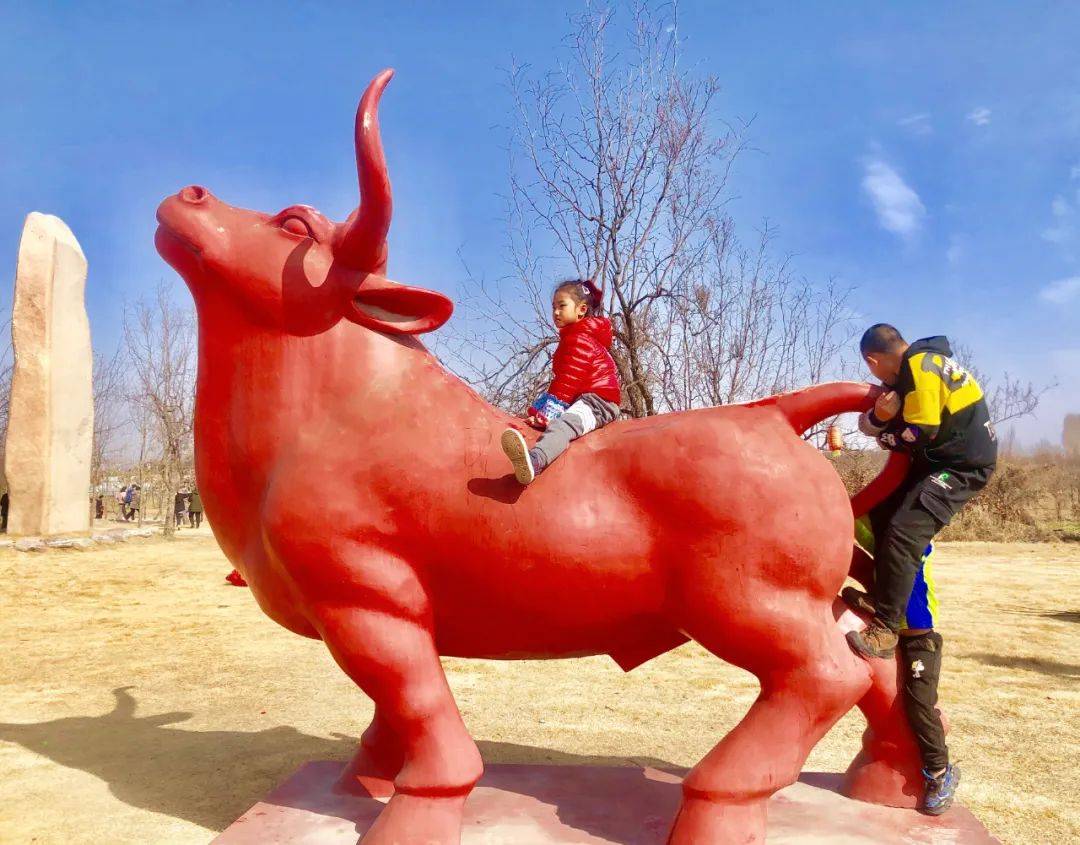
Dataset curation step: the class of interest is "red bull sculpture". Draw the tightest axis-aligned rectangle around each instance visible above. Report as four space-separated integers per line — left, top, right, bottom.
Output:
156 69 924 844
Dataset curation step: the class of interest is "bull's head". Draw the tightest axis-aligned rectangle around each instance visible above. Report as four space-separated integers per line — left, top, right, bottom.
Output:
155 69 452 336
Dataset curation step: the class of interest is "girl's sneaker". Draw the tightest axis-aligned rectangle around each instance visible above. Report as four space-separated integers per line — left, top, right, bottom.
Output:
922 764 960 815
501 429 536 485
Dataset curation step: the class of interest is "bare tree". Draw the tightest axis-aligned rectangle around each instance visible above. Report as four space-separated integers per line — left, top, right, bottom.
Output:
982 373 1054 428
90 346 128 493
953 342 1053 427
441 2 853 419
122 282 196 536
654 225 853 412
131 404 153 527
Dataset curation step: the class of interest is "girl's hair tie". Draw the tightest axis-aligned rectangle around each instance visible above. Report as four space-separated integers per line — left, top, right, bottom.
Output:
582 279 602 308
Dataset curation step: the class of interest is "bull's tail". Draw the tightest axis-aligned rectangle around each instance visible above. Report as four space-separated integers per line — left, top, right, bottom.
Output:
747 381 912 519
761 380 879 437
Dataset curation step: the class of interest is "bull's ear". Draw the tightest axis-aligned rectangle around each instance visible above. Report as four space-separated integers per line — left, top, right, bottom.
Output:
345 273 453 335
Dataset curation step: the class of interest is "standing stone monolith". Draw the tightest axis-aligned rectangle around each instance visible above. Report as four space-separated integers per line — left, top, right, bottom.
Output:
4 212 93 535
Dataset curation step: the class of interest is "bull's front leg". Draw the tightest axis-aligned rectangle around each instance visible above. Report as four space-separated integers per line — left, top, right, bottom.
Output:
334 706 405 798
300 549 483 845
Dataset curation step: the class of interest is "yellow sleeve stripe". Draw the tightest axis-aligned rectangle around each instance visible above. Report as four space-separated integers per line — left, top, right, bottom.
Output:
903 354 944 427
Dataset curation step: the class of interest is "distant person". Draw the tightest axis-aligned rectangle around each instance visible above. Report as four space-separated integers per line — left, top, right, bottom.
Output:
500 279 621 484
173 491 188 529
127 485 141 522
95 495 104 520
843 324 997 815
188 488 203 528
1 491 8 533
123 484 135 521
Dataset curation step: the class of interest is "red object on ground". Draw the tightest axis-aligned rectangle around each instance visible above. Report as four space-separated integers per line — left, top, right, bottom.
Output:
157 69 929 845
225 569 248 587
213 761 1000 845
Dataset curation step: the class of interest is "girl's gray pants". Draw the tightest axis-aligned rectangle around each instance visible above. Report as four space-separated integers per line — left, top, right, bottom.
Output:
529 393 620 470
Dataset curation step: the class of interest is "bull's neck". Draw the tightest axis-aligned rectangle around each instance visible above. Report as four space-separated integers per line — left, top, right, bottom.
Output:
193 309 492 469
201 319 409 430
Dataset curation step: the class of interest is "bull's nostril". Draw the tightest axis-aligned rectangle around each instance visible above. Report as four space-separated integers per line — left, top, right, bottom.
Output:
180 185 209 204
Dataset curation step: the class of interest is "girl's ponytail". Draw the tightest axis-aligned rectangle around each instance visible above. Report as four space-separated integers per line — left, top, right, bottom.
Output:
581 279 603 315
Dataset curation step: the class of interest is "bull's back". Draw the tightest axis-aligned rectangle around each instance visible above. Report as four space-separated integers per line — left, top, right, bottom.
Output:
423 403 852 656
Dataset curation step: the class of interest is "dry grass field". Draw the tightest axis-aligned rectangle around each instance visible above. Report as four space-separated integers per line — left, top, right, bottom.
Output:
0 530 1077 844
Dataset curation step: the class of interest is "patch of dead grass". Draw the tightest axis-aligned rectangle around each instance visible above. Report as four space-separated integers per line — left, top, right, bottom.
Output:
0 533 1076 843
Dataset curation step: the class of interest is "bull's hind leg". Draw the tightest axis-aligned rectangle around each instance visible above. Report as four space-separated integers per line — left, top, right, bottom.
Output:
833 597 927 806
667 589 871 845
310 600 483 845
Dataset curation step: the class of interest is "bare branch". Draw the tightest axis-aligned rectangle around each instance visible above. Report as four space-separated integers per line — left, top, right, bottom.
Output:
442 1 854 421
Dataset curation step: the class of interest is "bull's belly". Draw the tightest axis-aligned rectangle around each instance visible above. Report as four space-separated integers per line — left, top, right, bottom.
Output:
431 608 667 660
223 542 322 640
424 553 671 660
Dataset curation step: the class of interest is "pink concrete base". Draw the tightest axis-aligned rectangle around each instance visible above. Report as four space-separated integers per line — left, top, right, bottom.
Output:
212 761 1000 844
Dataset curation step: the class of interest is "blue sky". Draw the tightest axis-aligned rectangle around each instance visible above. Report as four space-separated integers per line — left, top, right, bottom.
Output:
2 1 1077 444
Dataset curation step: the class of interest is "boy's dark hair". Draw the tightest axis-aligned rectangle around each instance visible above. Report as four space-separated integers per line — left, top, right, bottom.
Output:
553 278 603 316
860 323 906 356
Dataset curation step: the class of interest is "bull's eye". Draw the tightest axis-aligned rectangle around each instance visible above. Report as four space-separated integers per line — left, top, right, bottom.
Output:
279 216 314 238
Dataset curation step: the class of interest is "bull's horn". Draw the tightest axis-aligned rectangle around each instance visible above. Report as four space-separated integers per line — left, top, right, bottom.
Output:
335 68 394 272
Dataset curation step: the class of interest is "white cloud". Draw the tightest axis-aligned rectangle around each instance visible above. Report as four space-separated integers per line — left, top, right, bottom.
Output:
861 158 926 238
1039 276 1080 304
967 107 992 126
897 113 932 136
1042 188 1077 251
946 235 965 265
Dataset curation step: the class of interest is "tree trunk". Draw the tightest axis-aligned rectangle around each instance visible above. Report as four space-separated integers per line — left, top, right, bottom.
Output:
162 447 176 537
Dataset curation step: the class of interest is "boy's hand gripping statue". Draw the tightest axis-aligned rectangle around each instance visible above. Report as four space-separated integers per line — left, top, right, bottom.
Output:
156 69 926 845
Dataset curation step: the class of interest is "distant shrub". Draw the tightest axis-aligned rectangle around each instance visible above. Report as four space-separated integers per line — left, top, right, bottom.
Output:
828 450 1080 542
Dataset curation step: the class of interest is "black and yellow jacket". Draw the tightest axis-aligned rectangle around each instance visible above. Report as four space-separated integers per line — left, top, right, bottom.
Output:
865 336 998 469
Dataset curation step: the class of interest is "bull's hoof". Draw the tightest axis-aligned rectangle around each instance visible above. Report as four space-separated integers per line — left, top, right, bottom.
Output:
359 792 467 845
334 769 395 800
842 748 922 808
334 745 403 799
666 795 766 845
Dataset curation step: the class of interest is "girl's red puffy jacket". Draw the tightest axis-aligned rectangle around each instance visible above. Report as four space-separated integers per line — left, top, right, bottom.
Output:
547 316 621 404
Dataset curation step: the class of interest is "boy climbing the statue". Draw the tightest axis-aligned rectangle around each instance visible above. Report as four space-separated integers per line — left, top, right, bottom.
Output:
849 523 957 813
843 324 997 813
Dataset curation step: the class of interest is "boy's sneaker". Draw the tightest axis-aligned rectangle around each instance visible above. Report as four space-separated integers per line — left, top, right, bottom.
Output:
845 619 898 659
501 428 535 485
841 586 876 616
922 764 960 815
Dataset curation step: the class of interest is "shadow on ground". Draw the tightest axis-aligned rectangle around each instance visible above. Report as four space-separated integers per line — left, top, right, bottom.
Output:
962 653 1080 679
998 605 1080 624
0 687 358 830
0 687 685 836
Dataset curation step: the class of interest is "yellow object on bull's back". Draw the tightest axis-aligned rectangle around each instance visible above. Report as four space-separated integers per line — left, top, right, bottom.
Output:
827 424 844 453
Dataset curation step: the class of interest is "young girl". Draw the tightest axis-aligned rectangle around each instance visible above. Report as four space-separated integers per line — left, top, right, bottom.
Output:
501 279 621 484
